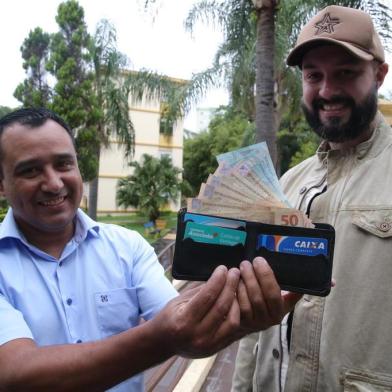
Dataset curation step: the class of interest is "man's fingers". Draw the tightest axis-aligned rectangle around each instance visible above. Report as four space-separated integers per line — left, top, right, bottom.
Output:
185 281 204 291
185 265 228 322
237 280 253 321
196 268 240 336
208 294 241 352
239 260 268 320
178 282 205 302
171 287 201 309
252 257 284 323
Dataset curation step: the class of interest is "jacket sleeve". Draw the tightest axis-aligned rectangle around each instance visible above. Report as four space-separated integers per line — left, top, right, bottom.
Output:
231 332 260 392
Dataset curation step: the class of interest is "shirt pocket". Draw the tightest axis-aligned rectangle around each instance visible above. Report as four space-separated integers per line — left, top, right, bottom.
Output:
343 369 392 391
351 209 392 238
95 288 140 338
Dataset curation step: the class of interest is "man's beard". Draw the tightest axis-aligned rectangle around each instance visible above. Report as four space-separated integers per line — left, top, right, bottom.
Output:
301 86 378 143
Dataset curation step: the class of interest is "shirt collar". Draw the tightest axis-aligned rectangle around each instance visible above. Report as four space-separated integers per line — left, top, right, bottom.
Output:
0 208 100 243
0 208 25 240
74 209 100 242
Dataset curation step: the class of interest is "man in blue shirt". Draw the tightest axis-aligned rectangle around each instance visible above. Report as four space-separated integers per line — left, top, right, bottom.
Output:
0 108 300 391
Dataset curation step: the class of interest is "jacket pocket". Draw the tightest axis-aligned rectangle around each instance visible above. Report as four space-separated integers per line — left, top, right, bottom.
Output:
95 288 139 337
352 209 392 238
343 369 392 391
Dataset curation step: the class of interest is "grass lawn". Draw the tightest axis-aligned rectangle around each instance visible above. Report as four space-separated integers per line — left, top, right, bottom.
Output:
97 211 178 243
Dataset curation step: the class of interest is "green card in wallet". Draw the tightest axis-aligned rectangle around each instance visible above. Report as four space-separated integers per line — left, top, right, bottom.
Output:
172 209 335 297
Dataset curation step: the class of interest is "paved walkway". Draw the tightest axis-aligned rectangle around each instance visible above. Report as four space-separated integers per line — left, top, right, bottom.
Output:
145 230 239 391
199 342 239 391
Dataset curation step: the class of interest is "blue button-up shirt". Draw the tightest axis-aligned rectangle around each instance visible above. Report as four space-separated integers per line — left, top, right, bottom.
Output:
0 209 178 391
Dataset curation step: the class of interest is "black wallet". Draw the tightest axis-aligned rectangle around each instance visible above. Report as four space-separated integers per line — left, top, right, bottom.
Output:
172 209 335 296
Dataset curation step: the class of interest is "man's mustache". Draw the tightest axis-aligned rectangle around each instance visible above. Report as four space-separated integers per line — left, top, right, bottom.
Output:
312 96 355 110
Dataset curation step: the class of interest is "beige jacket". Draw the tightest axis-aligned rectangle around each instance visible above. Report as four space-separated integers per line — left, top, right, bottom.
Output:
234 114 392 392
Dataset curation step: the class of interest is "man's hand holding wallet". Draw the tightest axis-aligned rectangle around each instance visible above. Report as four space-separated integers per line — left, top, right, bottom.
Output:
173 142 335 297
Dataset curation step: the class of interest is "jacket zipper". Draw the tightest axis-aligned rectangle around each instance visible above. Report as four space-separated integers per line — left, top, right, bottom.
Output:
298 174 328 215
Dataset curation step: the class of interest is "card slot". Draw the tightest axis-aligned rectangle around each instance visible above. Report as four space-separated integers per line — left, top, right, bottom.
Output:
172 237 245 281
184 219 247 232
256 247 332 296
247 220 335 240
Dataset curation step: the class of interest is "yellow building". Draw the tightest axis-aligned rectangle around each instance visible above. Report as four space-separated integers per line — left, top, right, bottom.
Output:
379 98 392 125
95 89 184 215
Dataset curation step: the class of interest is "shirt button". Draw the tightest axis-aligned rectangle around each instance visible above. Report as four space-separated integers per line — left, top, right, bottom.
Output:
59 262 63 267
76 339 82 343
379 222 391 232
272 348 280 359
299 186 307 194
66 298 73 305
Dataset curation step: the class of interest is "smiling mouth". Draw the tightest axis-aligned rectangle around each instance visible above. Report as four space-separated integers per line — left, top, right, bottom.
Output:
315 97 353 115
321 103 347 112
39 196 66 207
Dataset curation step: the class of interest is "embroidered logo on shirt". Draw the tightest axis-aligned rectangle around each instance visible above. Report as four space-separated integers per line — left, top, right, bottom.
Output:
314 13 340 35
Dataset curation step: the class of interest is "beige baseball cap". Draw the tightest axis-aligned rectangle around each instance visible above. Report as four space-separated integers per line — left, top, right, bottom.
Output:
287 5 385 66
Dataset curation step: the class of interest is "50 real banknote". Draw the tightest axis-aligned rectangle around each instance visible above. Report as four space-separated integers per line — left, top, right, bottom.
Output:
187 142 313 228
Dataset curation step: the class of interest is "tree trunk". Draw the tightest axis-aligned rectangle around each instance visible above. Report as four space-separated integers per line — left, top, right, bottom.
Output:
255 3 278 168
88 147 101 221
88 177 99 221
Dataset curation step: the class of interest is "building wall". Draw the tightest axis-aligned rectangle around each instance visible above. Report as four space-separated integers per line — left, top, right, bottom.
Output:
379 99 392 125
96 94 183 214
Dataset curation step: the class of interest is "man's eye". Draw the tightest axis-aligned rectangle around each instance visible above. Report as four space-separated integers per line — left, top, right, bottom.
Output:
57 160 74 170
304 73 321 82
19 168 40 178
339 69 356 78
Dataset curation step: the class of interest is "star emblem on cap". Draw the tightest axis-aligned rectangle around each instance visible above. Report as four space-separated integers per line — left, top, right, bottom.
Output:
314 13 340 35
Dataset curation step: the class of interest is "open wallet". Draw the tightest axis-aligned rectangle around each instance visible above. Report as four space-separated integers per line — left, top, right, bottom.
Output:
172 209 335 297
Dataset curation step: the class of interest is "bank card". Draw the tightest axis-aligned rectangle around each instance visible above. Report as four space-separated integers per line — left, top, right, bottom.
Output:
257 234 328 256
184 212 246 229
184 222 246 246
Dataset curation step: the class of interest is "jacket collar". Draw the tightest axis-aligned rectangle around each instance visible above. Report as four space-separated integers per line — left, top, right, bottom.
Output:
315 112 392 162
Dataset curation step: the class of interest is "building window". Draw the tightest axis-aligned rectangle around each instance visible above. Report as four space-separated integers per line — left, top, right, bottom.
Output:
159 103 174 135
159 149 172 160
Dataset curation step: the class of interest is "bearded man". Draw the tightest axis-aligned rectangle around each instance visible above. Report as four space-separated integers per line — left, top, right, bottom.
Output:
233 5 392 391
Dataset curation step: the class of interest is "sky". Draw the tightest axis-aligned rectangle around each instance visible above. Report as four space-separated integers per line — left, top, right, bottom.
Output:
1 0 228 131
1 0 392 131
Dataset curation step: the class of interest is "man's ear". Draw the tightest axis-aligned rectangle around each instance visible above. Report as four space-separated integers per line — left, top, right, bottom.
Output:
376 62 389 89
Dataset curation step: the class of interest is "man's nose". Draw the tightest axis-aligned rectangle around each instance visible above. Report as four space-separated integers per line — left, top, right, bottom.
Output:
41 168 63 193
319 77 342 100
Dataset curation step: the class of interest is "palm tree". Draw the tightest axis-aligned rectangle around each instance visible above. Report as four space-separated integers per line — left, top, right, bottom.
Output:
88 19 135 219
116 154 182 223
253 0 278 165
89 20 189 219
184 0 256 121
184 0 392 168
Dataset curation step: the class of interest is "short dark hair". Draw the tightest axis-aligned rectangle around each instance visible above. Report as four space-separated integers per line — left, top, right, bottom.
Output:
0 107 74 143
